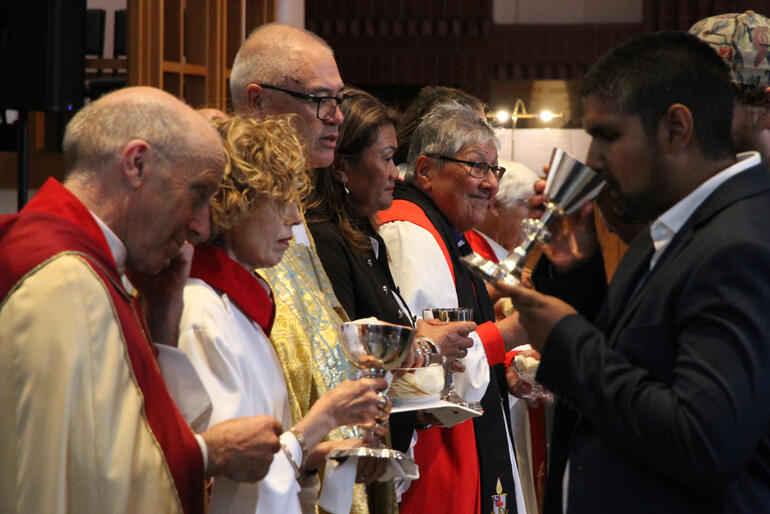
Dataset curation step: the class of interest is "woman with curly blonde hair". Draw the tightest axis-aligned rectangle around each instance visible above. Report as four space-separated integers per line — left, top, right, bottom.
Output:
176 114 389 514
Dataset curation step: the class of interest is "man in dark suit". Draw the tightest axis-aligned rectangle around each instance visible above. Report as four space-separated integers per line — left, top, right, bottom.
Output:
500 32 770 513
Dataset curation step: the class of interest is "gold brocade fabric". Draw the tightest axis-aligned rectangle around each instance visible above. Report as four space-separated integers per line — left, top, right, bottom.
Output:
262 234 375 514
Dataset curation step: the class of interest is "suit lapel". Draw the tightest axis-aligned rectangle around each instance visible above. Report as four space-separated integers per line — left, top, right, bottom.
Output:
606 163 770 342
600 229 653 332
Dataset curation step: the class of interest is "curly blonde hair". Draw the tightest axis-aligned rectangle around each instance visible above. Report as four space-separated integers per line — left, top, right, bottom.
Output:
207 114 310 241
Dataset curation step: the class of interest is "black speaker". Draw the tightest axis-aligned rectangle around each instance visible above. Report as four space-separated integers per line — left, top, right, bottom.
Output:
0 0 86 113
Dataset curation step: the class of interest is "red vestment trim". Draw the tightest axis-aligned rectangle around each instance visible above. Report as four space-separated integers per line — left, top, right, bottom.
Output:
464 229 498 262
189 244 276 335
378 199 456 284
0 178 205 514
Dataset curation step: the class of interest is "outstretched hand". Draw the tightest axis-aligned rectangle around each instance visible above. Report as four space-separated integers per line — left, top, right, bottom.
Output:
505 348 553 408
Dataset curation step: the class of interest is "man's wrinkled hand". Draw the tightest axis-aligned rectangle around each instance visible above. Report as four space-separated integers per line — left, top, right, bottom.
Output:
128 242 194 345
200 415 283 482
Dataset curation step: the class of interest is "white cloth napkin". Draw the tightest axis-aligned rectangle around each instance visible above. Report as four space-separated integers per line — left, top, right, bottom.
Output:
318 457 358 514
318 455 420 513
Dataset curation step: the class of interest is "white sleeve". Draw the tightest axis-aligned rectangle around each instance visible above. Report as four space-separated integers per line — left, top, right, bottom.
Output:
379 220 458 313
454 331 491 402
379 220 489 401
177 280 253 427
178 280 303 514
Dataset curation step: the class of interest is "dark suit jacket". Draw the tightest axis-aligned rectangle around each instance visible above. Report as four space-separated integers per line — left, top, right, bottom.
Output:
535 163 770 513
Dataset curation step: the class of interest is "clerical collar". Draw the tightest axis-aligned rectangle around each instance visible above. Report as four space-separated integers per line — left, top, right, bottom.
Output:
90 211 127 276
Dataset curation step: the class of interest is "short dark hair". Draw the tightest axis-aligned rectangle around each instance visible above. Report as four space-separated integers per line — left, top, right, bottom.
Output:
733 82 770 107
581 31 734 159
395 85 483 165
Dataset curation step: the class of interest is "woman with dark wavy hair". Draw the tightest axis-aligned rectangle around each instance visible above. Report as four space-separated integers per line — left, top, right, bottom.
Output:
305 88 477 474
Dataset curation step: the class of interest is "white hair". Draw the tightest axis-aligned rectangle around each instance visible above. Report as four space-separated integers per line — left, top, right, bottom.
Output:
494 160 540 210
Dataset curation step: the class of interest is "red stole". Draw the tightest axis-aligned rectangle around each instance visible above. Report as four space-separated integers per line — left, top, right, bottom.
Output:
0 178 205 514
189 244 276 335
467 229 548 513
379 199 482 514
464 230 498 262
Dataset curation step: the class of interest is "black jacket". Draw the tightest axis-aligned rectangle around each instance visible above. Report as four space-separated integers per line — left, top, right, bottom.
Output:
535 163 770 514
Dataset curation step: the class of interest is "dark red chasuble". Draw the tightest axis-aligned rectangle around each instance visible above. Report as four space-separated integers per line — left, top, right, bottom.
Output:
189 244 275 335
0 178 205 514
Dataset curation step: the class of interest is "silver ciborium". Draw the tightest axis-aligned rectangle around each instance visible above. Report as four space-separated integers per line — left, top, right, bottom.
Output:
462 147 605 286
327 322 417 471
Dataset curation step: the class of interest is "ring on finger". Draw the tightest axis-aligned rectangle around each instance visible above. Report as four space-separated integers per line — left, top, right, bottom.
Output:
376 391 389 411
458 348 468 358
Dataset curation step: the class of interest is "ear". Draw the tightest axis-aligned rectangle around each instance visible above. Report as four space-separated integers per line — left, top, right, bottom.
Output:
660 103 693 154
414 155 433 192
120 139 151 189
246 83 264 115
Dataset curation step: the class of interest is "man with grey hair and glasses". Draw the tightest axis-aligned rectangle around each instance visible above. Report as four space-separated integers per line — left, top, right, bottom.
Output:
378 101 527 514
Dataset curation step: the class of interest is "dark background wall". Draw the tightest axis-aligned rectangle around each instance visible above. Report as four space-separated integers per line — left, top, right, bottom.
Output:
307 0 770 108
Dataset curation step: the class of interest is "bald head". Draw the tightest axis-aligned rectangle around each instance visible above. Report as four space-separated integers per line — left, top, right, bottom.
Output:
230 23 334 113
64 86 223 177
62 86 226 274
229 23 344 169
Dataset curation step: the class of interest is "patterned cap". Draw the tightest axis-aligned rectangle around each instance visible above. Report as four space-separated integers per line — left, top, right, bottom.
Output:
689 10 770 88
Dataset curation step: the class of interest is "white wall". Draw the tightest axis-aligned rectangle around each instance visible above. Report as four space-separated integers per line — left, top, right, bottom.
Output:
496 128 592 173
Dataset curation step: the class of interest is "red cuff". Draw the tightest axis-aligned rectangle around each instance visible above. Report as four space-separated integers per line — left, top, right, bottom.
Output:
477 321 505 366
504 350 519 368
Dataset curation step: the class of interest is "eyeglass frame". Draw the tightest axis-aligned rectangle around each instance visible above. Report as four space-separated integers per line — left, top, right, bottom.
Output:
257 83 345 121
424 153 506 180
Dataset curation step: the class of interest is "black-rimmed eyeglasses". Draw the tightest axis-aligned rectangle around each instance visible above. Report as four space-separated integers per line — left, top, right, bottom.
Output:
258 84 344 121
424 153 506 180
